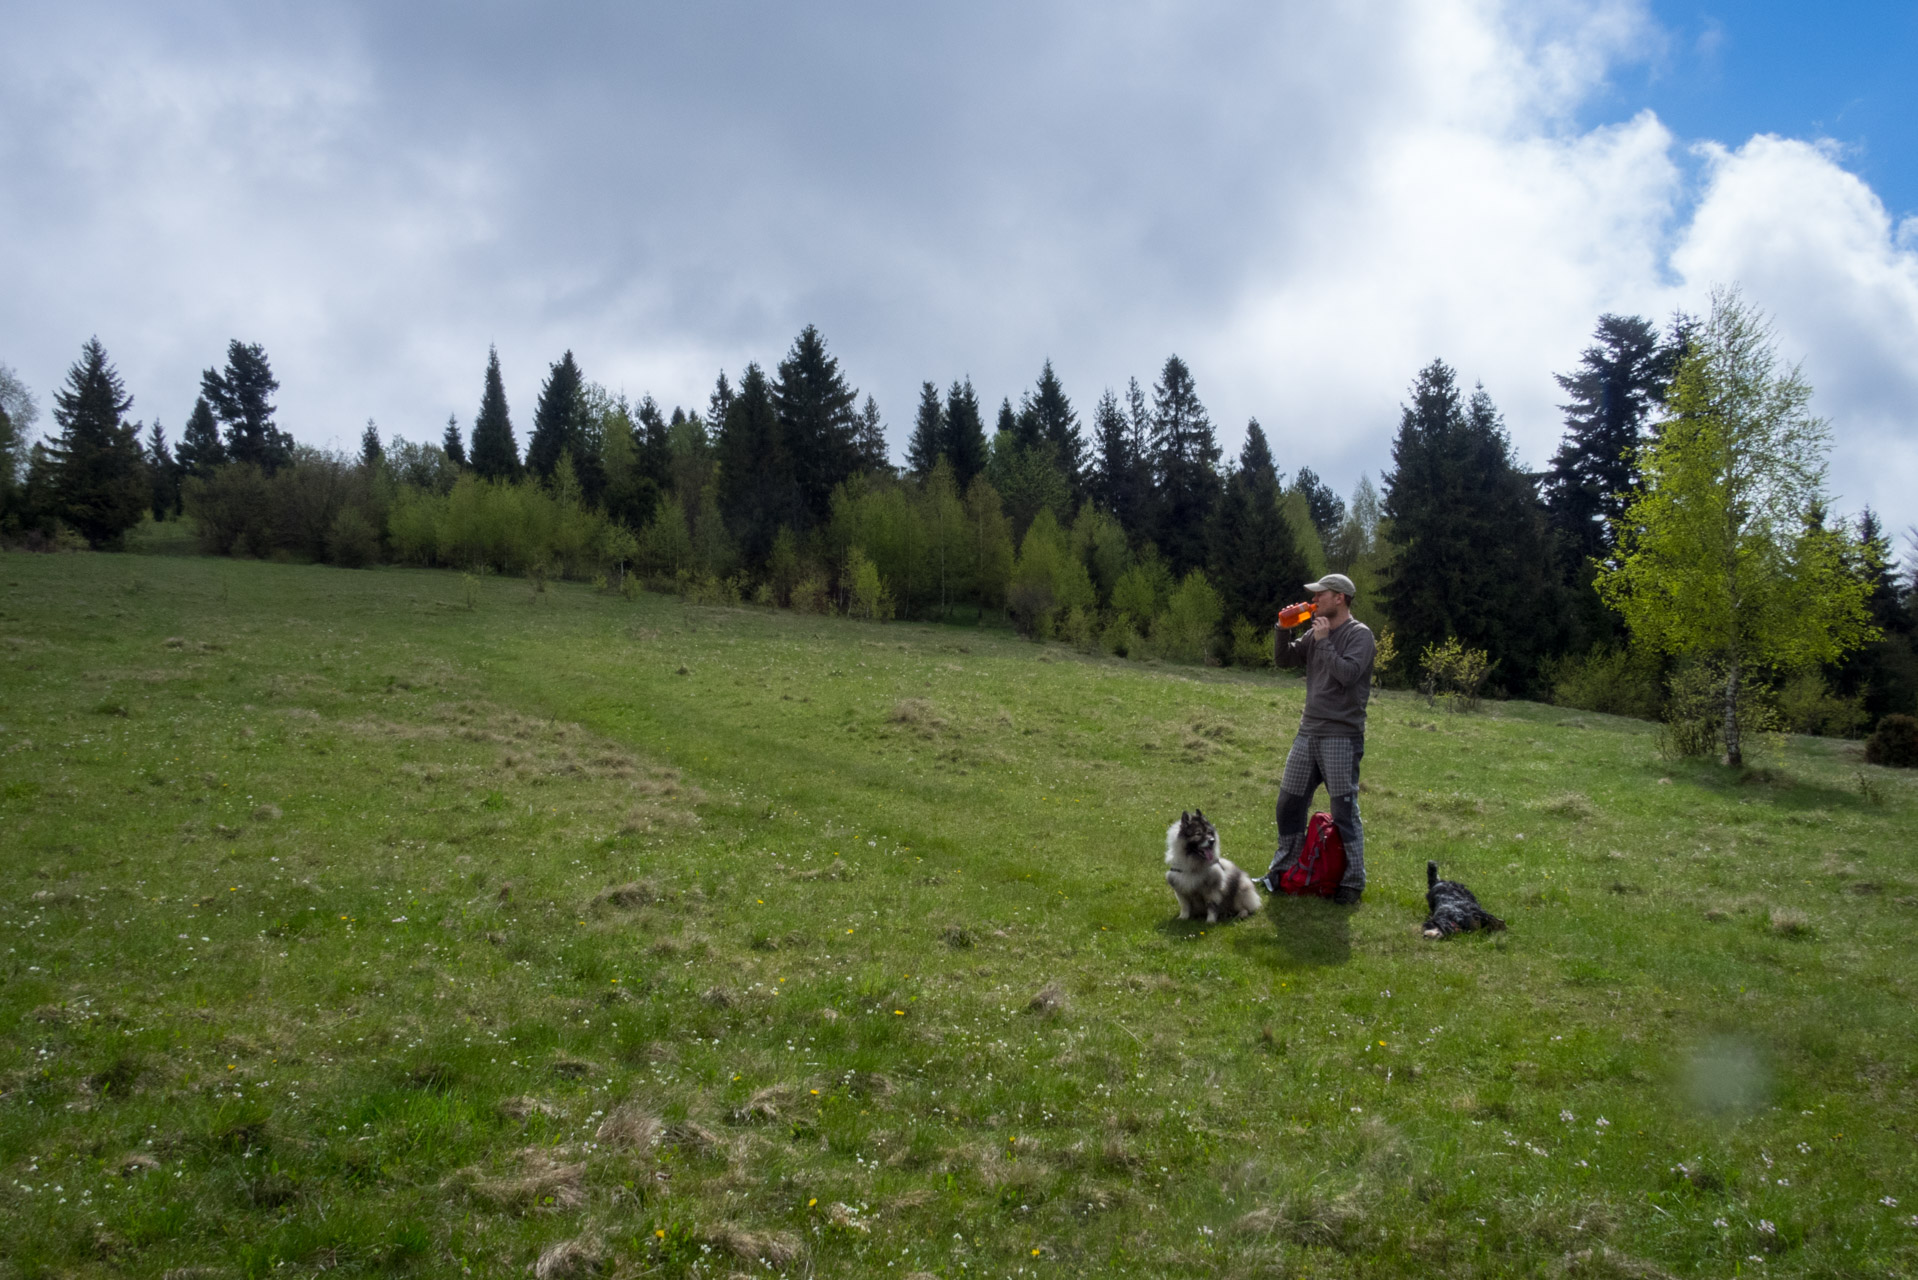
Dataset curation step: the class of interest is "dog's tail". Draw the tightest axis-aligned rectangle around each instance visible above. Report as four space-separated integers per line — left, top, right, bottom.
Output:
1483 910 1507 932
1427 860 1439 888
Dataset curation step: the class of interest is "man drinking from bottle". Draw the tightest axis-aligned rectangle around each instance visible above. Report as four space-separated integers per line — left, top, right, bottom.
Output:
1256 573 1376 905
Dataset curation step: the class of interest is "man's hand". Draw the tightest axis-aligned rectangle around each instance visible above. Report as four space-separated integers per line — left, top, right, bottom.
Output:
1311 614 1331 641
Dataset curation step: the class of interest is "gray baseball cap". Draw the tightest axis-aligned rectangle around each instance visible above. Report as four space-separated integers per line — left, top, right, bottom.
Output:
1304 573 1357 597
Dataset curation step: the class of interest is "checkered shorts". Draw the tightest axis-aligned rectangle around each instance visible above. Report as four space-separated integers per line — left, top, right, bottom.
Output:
1279 734 1362 800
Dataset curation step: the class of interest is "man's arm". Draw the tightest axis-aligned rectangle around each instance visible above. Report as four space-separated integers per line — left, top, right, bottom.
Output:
1317 625 1376 690
1274 625 1310 669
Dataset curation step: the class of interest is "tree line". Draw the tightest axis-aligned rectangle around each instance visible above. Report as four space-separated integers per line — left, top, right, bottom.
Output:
3 295 1913 745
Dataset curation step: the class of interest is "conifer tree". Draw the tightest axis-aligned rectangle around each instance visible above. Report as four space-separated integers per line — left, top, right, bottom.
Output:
1087 388 1150 535
714 363 796 568
145 421 179 519
944 378 988 490
1150 355 1222 575
907 381 946 477
855 395 890 475
527 351 586 482
442 414 467 467
997 398 1022 447
470 346 520 481
1018 359 1085 501
1290 465 1345 542
1832 508 1918 722
177 395 226 476
48 337 148 547
706 371 734 440
201 340 289 472
635 395 674 495
772 325 861 528
1208 419 1307 640
1382 364 1562 692
360 419 383 469
1544 314 1677 566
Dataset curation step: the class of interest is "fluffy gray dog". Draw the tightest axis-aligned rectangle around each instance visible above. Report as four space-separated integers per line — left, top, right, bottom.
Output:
1164 810 1262 923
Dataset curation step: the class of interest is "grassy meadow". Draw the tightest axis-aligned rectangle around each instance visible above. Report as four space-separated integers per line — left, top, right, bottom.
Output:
2 545 1916 1278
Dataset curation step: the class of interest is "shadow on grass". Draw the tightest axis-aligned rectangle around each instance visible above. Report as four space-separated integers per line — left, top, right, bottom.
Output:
1260 894 1353 968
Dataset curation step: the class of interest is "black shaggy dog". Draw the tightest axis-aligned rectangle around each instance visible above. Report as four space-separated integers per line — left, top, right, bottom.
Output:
1423 861 1505 938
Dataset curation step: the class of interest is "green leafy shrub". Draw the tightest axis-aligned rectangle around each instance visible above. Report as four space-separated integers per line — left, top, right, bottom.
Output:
1865 714 1918 767
1775 671 1867 738
1419 637 1491 712
1549 645 1661 720
326 507 380 568
1230 618 1272 668
847 548 893 620
1153 570 1223 665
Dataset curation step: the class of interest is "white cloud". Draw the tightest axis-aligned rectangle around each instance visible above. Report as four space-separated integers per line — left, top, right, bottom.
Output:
1 0 1915 537
1671 135 1918 525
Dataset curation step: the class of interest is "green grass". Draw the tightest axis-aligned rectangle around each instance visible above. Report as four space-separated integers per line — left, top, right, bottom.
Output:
2 550 1916 1278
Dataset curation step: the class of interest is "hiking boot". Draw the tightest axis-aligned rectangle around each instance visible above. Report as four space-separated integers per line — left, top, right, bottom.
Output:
1255 873 1279 895
1332 885 1363 906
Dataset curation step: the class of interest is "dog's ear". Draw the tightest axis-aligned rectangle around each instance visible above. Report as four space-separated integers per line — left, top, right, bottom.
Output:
1180 810 1190 822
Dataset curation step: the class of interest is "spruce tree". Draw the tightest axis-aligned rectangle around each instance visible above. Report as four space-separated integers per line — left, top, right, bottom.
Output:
527 351 585 482
1543 314 1684 650
1150 355 1222 575
714 362 796 568
1543 314 1676 565
201 340 289 472
771 325 861 528
1087 389 1146 534
47 337 148 547
636 395 674 496
1290 465 1345 542
1832 508 1918 722
944 379 988 490
1019 359 1085 501
177 395 226 476
997 398 1023 447
442 414 467 467
1208 419 1307 639
145 421 179 519
706 371 734 439
360 419 383 469
470 345 520 481
1381 365 1563 693
907 382 946 477
855 395 890 475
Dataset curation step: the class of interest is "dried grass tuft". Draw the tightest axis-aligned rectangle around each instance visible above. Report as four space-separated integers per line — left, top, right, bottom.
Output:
594 1103 661 1151
497 1095 559 1123
664 1120 725 1154
534 1237 604 1280
593 880 660 910
462 1149 587 1214
733 1085 794 1124
1769 908 1812 938
706 1224 803 1266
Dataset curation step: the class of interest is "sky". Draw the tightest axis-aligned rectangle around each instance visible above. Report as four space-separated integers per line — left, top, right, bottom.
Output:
3 1 1916 541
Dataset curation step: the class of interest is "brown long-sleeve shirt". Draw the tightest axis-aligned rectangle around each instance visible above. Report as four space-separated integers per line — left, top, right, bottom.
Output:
1275 617 1376 736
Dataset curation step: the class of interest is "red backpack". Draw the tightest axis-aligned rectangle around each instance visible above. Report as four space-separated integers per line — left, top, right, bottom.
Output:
1278 812 1346 897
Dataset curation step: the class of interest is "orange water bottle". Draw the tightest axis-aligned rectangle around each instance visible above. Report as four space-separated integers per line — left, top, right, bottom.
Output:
1277 601 1317 628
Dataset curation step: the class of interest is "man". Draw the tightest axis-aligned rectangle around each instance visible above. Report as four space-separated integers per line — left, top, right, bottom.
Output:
1256 573 1376 905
